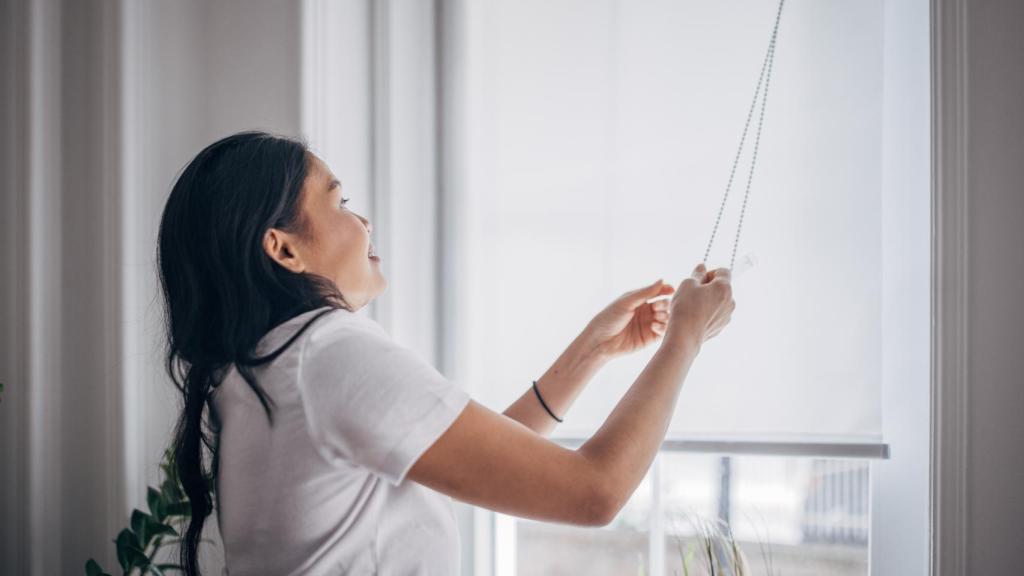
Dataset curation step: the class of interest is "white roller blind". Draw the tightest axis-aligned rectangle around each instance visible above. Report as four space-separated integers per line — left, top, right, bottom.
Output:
451 0 889 442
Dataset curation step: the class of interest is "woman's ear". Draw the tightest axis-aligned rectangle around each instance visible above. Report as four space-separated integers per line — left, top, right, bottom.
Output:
263 228 305 274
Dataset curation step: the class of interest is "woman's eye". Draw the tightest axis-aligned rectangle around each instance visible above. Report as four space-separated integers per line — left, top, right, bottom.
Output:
339 197 351 208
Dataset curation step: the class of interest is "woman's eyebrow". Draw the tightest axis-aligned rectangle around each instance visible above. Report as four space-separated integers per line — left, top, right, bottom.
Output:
327 179 341 192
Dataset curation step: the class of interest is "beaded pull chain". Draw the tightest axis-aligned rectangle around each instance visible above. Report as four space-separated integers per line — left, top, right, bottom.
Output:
531 3 786 426
703 0 786 271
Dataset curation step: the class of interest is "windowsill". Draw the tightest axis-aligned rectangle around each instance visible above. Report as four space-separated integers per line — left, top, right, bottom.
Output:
549 434 890 460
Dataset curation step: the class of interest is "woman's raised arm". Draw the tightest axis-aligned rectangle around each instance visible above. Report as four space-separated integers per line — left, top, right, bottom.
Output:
406 264 734 526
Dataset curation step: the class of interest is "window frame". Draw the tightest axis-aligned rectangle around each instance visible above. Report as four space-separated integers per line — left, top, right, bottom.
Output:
301 1 939 574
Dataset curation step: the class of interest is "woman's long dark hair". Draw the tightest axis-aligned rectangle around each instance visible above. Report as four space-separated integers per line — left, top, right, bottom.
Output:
156 131 351 575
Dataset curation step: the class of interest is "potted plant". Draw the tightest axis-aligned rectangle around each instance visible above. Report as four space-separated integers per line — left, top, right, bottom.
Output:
84 447 214 576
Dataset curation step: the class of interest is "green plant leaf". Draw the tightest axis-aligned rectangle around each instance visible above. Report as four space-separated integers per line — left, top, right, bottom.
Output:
147 487 164 519
130 509 151 548
115 529 132 571
161 477 184 505
93 447 217 576
162 501 191 518
132 509 180 550
115 528 148 572
148 518 178 539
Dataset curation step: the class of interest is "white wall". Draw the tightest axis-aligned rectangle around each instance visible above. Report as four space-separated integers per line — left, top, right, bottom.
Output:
0 0 303 573
930 0 1024 574
961 0 1024 572
1 0 126 572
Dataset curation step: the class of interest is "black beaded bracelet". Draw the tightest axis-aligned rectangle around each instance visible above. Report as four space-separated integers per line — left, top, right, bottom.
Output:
532 380 563 423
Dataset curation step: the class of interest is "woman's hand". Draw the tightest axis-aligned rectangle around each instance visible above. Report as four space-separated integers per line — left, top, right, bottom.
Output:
663 263 735 349
582 278 677 360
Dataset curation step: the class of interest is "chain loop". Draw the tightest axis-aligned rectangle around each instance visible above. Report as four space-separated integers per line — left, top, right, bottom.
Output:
703 0 786 270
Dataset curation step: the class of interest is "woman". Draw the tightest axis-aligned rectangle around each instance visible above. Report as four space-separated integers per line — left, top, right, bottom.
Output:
157 131 734 575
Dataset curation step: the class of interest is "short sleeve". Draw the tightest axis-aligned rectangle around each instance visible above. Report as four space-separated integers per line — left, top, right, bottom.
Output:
295 314 471 486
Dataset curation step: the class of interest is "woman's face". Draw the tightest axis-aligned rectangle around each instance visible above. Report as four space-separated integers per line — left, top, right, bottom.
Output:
263 153 386 310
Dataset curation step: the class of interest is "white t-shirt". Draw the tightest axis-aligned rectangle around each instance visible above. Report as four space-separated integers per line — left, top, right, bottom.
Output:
211 305 472 575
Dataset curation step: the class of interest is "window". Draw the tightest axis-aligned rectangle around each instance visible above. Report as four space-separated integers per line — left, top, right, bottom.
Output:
302 0 929 573
438 0 926 573
509 452 870 575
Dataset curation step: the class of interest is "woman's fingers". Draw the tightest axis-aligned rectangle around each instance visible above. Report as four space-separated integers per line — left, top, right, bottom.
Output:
701 267 731 284
710 267 732 282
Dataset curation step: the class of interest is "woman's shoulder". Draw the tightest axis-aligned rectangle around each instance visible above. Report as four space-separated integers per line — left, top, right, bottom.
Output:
305 306 387 339
252 305 383 360
299 306 393 356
